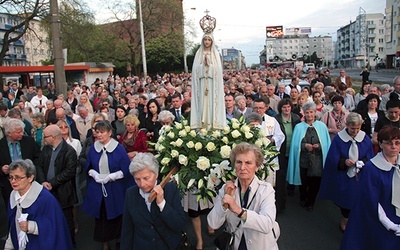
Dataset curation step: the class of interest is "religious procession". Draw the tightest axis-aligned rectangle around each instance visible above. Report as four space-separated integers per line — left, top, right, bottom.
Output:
0 5 399 250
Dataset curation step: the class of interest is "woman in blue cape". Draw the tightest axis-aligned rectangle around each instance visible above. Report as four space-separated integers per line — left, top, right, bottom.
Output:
286 102 331 211
5 159 72 250
320 113 374 232
341 126 400 249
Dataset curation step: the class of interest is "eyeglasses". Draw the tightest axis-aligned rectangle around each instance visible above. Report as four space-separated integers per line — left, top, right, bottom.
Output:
43 134 53 139
8 175 27 182
381 141 400 146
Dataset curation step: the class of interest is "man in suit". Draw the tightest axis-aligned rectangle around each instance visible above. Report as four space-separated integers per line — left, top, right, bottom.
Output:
0 118 41 207
334 69 352 89
276 83 290 100
169 94 182 122
9 82 23 99
36 125 77 245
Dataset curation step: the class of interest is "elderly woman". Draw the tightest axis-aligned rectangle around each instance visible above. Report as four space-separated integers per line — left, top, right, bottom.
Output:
4 159 72 250
321 95 349 140
82 120 134 250
158 110 175 127
207 142 279 249
341 126 400 249
320 113 374 232
120 153 186 249
31 112 45 149
287 102 331 211
119 115 148 160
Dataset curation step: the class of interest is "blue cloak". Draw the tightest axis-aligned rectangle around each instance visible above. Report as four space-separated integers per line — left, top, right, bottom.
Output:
82 141 134 219
8 182 72 250
319 130 374 208
286 121 331 185
341 153 400 249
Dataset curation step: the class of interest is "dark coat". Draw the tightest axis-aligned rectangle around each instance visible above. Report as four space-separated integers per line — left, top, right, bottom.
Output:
0 136 41 204
275 112 301 159
36 139 77 208
120 182 186 250
356 109 385 137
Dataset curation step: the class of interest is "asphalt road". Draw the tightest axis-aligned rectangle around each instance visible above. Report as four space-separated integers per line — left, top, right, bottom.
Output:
75 188 343 250
329 68 398 85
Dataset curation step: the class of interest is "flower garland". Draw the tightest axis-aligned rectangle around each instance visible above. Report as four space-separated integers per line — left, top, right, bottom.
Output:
152 117 279 203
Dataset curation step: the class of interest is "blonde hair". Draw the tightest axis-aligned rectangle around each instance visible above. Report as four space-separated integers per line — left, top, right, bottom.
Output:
124 114 140 127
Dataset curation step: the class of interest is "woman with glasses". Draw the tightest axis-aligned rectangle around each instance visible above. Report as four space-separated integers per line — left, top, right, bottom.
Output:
341 126 400 249
4 159 72 250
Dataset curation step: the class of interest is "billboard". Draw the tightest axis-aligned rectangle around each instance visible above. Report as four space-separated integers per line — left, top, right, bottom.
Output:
222 49 240 70
285 27 312 36
266 26 284 38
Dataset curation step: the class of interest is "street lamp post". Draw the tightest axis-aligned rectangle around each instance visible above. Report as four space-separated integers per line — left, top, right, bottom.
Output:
138 0 147 78
183 7 196 74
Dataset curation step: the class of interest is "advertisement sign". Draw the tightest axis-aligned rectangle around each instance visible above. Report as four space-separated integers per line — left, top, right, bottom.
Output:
285 27 312 36
266 26 284 38
385 6 392 43
222 49 240 70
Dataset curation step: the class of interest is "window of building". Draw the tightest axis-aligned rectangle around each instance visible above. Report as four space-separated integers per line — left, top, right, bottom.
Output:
379 38 384 43
40 49 44 55
378 47 384 52
33 49 37 55
379 29 384 34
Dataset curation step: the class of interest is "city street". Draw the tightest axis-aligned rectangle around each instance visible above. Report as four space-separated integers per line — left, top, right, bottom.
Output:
75 189 343 250
329 68 398 85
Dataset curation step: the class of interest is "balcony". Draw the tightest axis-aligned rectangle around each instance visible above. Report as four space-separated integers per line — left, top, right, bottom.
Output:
368 33 376 38
397 16 400 22
368 24 376 29
368 43 376 47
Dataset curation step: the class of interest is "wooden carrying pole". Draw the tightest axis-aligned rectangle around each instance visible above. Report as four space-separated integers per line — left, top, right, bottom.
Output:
148 166 179 203
223 185 235 209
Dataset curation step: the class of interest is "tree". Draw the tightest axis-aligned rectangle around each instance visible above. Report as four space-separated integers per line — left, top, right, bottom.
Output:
0 0 49 66
145 33 184 73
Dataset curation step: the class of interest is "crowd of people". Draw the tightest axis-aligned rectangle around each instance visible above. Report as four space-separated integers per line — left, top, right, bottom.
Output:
0 65 399 249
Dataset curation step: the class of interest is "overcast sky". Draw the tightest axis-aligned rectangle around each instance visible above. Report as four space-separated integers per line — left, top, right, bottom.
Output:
88 0 387 66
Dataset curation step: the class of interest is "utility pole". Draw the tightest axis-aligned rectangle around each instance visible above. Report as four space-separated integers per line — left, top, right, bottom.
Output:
50 0 67 96
138 0 147 79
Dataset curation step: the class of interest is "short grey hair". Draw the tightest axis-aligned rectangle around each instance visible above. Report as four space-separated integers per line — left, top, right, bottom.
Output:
346 112 363 125
393 76 400 85
302 102 316 113
158 110 175 123
128 108 139 117
323 86 335 94
129 153 159 175
380 84 390 92
4 118 25 134
235 95 246 103
32 112 45 124
245 113 262 124
76 104 88 112
314 82 324 90
9 159 36 179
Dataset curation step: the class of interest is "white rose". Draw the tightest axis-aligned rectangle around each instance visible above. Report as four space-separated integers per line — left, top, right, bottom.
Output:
189 130 197 137
222 137 229 144
212 130 221 138
232 121 240 129
255 139 263 147
176 138 183 147
158 135 165 143
178 130 187 137
245 132 253 139
167 131 175 139
182 120 188 126
231 130 241 139
241 125 250 133
186 141 195 148
232 143 237 149
164 126 172 132
175 123 183 129
196 156 210 170
206 142 216 152
171 150 179 158
170 141 176 147
160 157 171 165
195 142 203 151
157 144 165 152
178 155 188 166
223 126 231 134
185 126 191 132
220 145 232 158
200 129 207 136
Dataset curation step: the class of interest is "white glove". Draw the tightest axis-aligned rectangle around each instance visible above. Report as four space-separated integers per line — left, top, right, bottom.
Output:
355 161 364 173
88 170 103 183
18 214 29 248
108 171 124 181
389 224 400 236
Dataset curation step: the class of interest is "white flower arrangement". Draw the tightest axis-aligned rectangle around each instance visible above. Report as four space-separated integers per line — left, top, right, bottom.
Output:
152 117 279 203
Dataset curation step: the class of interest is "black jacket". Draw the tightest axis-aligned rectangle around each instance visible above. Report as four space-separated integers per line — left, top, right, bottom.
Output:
36 139 77 208
275 112 301 158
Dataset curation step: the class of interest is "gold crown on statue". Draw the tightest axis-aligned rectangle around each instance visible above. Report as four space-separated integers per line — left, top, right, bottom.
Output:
199 11 216 34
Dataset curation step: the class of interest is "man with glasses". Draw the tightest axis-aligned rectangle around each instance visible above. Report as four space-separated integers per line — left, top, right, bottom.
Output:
0 118 40 210
334 69 352 89
36 125 78 246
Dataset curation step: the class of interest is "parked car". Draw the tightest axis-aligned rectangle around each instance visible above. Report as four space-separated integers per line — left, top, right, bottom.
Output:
279 79 310 89
376 62 386 70
303 63 315 73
